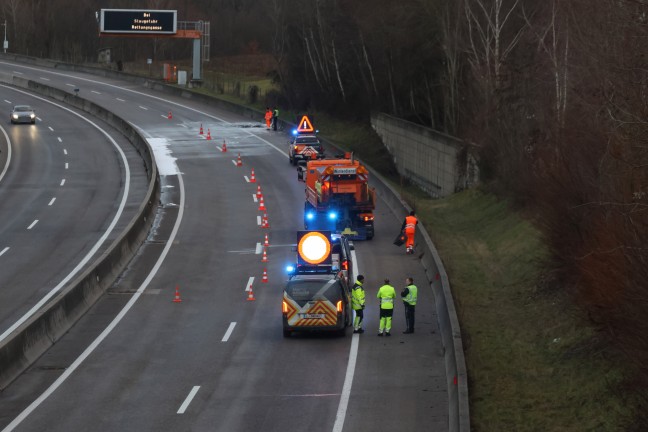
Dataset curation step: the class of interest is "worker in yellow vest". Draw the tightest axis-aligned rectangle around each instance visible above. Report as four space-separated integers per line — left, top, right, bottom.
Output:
376 279 396 336
401 277 418 333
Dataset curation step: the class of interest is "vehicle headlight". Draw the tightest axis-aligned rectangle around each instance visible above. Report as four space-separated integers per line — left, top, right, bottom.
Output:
30 114 35 119
11 114 18 119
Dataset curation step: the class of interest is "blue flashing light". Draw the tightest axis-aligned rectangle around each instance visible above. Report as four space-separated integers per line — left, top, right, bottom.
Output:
292 129 298 136
286 265 295 273
328 211 338 221
306 212 316 221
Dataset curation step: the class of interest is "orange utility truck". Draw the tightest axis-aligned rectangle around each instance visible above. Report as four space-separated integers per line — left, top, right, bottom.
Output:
298 155 375 240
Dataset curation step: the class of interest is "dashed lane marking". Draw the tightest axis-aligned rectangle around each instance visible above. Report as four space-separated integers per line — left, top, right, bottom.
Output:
221 322 236 342
177 386 200 414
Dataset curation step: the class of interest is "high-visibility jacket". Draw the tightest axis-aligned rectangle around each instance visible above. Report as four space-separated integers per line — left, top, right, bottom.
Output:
265 110 273 121
402 284 418 306
273 109 279 118
404 215 418 232
377 284 396 310
351 281 365 310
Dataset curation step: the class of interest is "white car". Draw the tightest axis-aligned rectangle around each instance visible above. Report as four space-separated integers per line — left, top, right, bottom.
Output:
10 105 36 124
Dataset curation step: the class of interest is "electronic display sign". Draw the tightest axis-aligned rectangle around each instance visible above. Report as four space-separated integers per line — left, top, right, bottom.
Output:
100 9 177 35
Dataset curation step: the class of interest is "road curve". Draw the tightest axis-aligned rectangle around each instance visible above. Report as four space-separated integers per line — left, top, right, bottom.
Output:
0 85 148 342
0 60 449 432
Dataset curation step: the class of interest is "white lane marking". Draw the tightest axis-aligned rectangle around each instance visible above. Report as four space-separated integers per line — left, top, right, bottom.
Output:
12 71 23 75
161 114 168 119
48 198 56 206
40 77 50 81
65 163 68 170
91 90 101 95
63 149 68 155
177 386 200 414
255 243 262 254
0 125 12 184
0 247 9 256
116 98 125 102
139 105 148 110
231 160 237 166
179 124 187 128
257 215 261 226
48 126 54 131
221 322 236 342
1 130 181 432
36 117 42 122
244 175 250 183
245 277 254 292
332 249 361 432
0 84 131 344
252 194 258 203
57 137 62 142
27 220 38 230
3 99 11 104
65 83 75 87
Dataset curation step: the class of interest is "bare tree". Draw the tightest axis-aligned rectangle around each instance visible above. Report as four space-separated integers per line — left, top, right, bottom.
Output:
464 0 527 104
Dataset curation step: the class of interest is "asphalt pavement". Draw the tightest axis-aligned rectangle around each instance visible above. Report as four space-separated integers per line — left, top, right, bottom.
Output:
0 61 448 432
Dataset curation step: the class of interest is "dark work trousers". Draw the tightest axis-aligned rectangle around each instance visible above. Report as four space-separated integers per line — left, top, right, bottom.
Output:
272 116 277 131
404 303 415 332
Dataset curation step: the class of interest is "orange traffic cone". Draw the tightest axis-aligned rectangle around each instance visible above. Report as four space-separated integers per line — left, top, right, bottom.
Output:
262 248 268 262
264 233 270 247
250 168 256 183
247 286 256 301
172 285 182 303
258 195 266 211
262 268 269 283
206 129 212 140
236 153 242 167
199 124 204 135
222 140 227 152
263 213 270 229
256 184 262 198
167 111 173 120
261 215 268 229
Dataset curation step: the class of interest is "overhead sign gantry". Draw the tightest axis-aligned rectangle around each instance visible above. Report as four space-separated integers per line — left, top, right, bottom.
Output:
98 9 209 82
100 9 177 35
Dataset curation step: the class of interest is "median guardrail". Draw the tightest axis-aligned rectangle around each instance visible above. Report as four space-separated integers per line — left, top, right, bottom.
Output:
0 74 160 390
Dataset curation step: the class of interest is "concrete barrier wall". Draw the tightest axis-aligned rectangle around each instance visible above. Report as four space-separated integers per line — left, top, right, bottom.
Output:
371 113 478 198
0 75 160 390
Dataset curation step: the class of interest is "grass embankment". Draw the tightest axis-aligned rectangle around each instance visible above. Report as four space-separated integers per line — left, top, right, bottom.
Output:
118 62 633 430
417 190 630 431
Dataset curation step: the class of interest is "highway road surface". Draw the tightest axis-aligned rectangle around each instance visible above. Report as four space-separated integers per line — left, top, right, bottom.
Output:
0 60 449 432
0 84 148 343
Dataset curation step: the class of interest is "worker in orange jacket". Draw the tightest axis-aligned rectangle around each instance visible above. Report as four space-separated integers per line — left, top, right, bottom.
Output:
401 210 418 254
264 107 273 129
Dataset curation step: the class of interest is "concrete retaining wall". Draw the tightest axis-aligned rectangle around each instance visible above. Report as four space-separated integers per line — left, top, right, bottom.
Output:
371 113 478 198
0 74 160 390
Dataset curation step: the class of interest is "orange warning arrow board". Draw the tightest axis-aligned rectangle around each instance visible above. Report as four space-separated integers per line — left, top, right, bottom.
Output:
296 115 315 133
